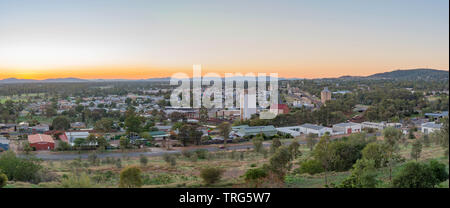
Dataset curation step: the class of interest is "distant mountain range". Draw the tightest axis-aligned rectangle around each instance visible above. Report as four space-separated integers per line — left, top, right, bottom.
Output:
0 68 448 84
339 68 449 81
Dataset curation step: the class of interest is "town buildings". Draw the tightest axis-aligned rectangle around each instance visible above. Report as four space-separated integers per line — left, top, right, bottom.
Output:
28 134 55 150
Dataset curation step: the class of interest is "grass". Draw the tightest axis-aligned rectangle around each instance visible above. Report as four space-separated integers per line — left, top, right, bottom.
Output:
4 142 448 188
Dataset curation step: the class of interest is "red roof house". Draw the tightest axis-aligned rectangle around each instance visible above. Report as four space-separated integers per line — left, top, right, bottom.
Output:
28 134 55 151
270 104 290 115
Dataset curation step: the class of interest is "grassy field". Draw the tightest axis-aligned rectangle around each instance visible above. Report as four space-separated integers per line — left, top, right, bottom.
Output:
4 142 449 188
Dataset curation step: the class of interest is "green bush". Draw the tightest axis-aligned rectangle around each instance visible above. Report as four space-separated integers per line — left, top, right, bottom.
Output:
0 151 42 182
392 160 449 188
139 154 148 166
200 167 224 185
298 159 324 175
119 166 143 188
243 168 267 182
0 170 7 188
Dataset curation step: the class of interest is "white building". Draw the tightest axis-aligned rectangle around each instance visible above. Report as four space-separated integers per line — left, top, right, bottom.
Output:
421 122 442 134
65 132 90 146
277 123 333 137
240 90 257 120
332 122 362 134
361 122 402 130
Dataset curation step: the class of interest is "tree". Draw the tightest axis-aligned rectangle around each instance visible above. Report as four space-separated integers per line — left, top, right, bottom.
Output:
270 137 282 153
124 113 142 134
96 136 108 150
52 116 71 130
94 118 114 132
288 139 302 159
177 124 202 146
382 127 402 182
422 134 431 147
200 167 223 185
268 146 293 180
57 141 71 151
362 142 386 168
392 160 448 188
313 134 332 186
218 122 231 148
22 141 33 154
119 136 131 150
306 133 318 151
408 129 415 140
119 166 143 188
337 159 379 188
410 139 422 161
439 117 449 157
252 136 264 153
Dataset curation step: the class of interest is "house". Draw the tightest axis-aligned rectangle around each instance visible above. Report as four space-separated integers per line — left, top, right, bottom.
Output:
332 122 362 134
270 104 290 115
424 111 449 120
71 122 86 129
28 134 55 150
0 136 9 151
235 125 278 137
421 122 442 134
149 131 170 141
0 124 16 133
65 131 90 146
31 124 50 134
155 125 172 132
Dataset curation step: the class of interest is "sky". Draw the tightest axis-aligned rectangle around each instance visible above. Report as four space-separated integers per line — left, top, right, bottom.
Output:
0 0 448 79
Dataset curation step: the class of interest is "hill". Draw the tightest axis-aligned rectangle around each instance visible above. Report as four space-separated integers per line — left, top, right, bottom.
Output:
367 68 449 81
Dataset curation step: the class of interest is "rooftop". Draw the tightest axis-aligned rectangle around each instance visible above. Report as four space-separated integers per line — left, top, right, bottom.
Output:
28 134 54 144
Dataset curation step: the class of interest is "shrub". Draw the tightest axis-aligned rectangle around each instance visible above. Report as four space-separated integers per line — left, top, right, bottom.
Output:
298 159 324 175
200 167 224 185
362 142 386 168
57 141 71 151
163 154 177 167
392 160 449 188
115 158 122 168
0 170 7 188
181 149 193 158
243 168 267 183
0 151 42 182
337 159 379 188
119 166 143 188
139 154 148 166
61 172 93 188
194 149 209 160
252 137 264 153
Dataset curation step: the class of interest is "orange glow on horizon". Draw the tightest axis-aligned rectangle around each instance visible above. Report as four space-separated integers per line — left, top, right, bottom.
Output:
1 64 449 80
